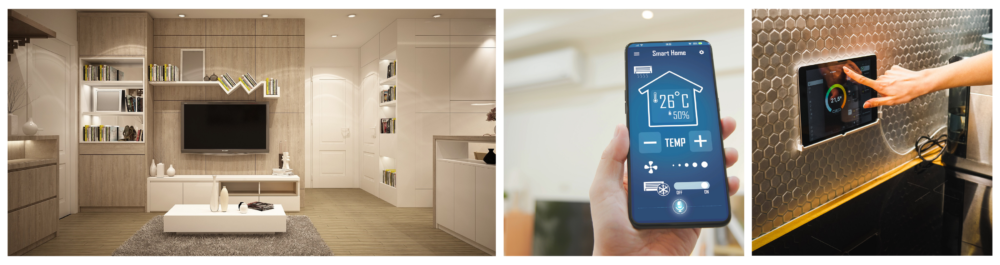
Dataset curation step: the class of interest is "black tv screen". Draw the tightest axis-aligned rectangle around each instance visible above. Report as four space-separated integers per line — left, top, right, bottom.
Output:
182 102 268 153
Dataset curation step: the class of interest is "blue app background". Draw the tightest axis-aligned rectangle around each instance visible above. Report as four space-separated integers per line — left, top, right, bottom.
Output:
627 42 729 224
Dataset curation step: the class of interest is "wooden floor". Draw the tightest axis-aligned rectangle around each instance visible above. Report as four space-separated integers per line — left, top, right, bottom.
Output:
23 188 489 256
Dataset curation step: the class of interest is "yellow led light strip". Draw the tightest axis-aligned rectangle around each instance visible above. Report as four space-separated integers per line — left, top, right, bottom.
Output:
751 147 943 251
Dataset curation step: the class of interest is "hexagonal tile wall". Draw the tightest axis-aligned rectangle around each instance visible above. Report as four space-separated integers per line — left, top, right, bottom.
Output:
750 9 991 239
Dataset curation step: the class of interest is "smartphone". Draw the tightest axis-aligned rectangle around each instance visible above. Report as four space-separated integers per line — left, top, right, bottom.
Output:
624 40 731 229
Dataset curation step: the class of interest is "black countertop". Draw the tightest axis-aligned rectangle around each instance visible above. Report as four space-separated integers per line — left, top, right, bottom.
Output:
754 162 991 255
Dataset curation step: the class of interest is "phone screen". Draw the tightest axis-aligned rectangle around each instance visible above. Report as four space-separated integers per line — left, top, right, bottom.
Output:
625 41 730 228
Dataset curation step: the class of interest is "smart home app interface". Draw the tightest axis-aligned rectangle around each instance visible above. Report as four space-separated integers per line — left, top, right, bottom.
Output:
799 56 878 146
626 41 729 225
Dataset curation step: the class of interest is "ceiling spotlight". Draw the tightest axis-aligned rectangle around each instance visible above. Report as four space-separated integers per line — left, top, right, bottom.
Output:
178 14 186 18
347 14 356 18
642 10 653 19
331 34 338 38
432 14 442 18
262 14 269 18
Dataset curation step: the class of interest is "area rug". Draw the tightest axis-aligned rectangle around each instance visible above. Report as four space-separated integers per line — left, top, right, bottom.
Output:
112 215 333 256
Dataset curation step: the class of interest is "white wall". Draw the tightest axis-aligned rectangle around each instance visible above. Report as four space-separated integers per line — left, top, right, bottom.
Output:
305 48 359 188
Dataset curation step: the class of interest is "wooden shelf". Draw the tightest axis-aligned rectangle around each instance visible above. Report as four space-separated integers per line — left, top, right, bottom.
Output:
8 135 59 141
82 112 143 116
8 158 57 171
228 192 259 196
259 192 297 196
80 141 144 144
379 101 397 107
380 76 397 86
440 158 496 168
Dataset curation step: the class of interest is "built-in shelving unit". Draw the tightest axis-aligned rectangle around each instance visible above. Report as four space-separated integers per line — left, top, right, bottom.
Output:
377 50 399 205
148 81 216 87
149 79 281 97
79 56 147 144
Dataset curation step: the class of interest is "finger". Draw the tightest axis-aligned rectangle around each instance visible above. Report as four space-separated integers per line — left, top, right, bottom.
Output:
720 116 736 140
593 124 630 191
725 147 739 168
863 96 892 109
727 176 740 196
843 66 877 88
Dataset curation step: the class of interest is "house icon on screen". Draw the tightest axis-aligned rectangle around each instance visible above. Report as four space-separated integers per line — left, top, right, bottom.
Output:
637 71 703 127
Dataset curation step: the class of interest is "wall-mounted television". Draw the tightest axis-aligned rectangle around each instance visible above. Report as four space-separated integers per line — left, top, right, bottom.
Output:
182 102 268 154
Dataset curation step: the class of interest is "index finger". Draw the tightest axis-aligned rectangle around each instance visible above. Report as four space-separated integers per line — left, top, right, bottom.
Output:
843 66 877 88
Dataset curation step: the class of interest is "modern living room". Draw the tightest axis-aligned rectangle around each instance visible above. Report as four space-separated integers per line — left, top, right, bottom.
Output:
7 9 497 256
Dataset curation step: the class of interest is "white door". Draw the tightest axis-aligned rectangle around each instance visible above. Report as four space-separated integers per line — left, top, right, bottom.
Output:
361 71 381 195
21 41 73 217
312 77 352 188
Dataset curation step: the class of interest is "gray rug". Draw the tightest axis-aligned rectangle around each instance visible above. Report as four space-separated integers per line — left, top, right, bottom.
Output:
113 215 333 256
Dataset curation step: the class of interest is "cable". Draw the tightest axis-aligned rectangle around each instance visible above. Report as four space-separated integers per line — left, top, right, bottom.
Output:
915 134 948 162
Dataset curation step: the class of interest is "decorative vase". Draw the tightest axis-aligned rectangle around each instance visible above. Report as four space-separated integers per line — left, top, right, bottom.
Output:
282 152 291 170
240 203 248 214
167 165 176 177
22 118 38 136
278 153 284 169
150 159 157 177
219 186 230 212
209 176 219 212
156 163 165 177
9 113 20 135
209 73 218 81
483 148 496 164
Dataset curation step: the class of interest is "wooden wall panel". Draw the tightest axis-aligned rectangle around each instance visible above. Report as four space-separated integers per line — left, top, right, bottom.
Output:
206 18 255 35
255 36 305 47
207 36 255 47
204 155 257 175
205 48 256 101
151 112 205 176
8 141 25 160
153 36 206 48
153 18 206 35
255 48 304 112
255 19 305 35
78 12 150 56
8 165 58 210
8 198 58 255
79 155 146 207
255 112 305 176
79 143 145 155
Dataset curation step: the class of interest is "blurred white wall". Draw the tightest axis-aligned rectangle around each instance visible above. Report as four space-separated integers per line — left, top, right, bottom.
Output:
504 10 745 202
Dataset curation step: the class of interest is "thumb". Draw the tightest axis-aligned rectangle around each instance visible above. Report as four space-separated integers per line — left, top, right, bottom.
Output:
592 124 630 196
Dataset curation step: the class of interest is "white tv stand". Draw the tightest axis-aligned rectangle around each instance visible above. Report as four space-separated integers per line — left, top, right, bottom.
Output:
147 175 300 212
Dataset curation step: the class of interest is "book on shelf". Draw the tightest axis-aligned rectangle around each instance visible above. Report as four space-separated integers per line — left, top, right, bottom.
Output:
382 169 397 187
381 86 396 103
121 89 144 112
243 73 257 85
148 64 179 81
380 118 396 134
83 64 125 81
386 60 397 79
83 125 142 142
265 78 279 95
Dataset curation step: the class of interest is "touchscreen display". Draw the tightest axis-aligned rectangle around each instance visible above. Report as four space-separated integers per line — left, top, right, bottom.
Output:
625 41 729 226
798 55 878 147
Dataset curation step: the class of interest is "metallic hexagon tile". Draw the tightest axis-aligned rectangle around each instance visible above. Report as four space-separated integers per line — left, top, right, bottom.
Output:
750 9 990 239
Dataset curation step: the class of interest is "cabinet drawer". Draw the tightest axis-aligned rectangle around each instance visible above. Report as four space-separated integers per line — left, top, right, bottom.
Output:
183 182 213 204
148 182 182 212
8 198 58 255
8 165 58 210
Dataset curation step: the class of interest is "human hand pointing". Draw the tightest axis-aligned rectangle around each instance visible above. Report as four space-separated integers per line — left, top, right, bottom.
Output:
844 65 932 109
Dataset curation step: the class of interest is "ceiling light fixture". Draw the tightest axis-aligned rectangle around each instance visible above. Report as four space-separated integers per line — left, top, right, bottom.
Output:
262 14 269 18
432 14 442 18
347 14 356 18
642 10 654 19
471 103 495 106
178 14 186 18
331 34 338 38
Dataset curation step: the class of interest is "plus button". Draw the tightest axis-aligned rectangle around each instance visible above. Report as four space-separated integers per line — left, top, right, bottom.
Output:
694 135 707 147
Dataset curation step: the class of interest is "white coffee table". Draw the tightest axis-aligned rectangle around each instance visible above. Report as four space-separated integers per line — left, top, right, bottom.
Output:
163 204 286 233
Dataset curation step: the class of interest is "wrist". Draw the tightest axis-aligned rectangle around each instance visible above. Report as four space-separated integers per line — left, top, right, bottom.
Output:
919 68 943 94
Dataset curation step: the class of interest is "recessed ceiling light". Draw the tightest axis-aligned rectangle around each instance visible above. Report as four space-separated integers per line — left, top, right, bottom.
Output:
178 14 186 18
472 103 495 106
347 14 356 18
642 10 653 19
432 14 442 18
331 34 338 38
262 14 269 18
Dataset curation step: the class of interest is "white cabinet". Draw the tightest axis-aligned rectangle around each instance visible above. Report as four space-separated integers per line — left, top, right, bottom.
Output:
475 166 496 250
182 182 213 205
436 161 455 230
148 182 183 212
412 48 451 113
260 195 298 211
450 48 496 101
453 163 477 239
379 20 398 58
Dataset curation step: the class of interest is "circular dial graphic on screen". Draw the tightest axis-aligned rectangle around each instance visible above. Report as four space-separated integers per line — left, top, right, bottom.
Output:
825 84 846 113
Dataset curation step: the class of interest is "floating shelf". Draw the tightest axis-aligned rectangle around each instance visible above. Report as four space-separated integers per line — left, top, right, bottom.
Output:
82 111 143 116
379 101 397 107
380 76 397 86
80 141 144 144
149 81 217 87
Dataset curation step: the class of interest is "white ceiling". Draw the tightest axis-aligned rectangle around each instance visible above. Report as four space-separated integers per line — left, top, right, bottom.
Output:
81 9 496 48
